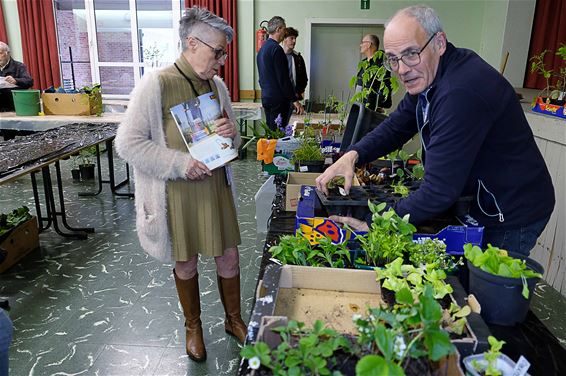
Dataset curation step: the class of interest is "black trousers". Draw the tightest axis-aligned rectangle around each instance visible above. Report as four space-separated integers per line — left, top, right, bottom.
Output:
262 99 292 131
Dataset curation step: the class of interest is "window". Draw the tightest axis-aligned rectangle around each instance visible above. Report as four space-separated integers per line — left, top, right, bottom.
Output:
54 0 182 98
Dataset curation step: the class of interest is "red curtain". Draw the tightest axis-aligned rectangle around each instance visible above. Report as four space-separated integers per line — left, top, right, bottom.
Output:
523 0 566 89
0 1 8 43
185 0 239 101
17 0 61 90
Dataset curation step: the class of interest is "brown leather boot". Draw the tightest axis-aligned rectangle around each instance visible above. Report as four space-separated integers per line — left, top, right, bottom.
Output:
217 274 248 343
174 270 206 362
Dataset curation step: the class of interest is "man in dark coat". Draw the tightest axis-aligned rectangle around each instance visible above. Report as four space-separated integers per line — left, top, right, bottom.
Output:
282 27 308 101
316 5 555 257
0 41 34 112
356 34 392 111
257 16 303 130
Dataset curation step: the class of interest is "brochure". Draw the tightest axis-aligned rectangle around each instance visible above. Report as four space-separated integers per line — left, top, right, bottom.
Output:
170 92 237 170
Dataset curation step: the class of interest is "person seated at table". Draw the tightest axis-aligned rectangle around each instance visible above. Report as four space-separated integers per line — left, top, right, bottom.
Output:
0 42 34 112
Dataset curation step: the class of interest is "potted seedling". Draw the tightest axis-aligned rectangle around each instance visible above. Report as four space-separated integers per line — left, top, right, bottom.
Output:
79 146 97 180
463 336 530 376
291 127 325 173
70 154 81 182
464 243 543 326
529 44 566 118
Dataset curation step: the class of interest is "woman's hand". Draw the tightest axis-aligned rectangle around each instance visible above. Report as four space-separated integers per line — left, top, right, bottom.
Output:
185 159 212 181
215 117 237 139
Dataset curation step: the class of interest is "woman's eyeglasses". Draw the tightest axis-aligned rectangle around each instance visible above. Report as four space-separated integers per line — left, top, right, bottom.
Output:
383 33 437 72
193 36 228 60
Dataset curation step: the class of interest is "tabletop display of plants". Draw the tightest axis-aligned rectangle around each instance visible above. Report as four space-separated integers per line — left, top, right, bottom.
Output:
241 284 457 376
464 243 542 299
0 206 32 240
529 43 566 104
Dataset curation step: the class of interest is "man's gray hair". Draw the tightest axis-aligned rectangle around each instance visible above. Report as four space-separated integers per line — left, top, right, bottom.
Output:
386 4 444 37
366 35 380 50
179 6 233 51
0 41 10 53
267 16 285 35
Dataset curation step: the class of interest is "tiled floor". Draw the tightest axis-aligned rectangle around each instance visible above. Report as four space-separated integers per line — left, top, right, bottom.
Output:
1 147 565 376
0 152 267 376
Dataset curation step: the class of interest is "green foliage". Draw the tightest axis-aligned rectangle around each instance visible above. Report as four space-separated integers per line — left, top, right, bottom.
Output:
442 302 471 336
464 243 542 299
349 50 399 112
354 284 455 374
471 336 506 376
80 84 102 116
79 145 97 165
375 257 454 300
0 206 32 238
248 120 285 140
391 169 410 198
411 163 425 180
268 232 351 268
292 138 324 163
240 320 355 375
530 44 566 100
355 202 416 266
408 238 462 272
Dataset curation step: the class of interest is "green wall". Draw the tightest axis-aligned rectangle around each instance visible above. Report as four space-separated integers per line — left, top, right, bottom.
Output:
1 0 23 61
240 0 533 93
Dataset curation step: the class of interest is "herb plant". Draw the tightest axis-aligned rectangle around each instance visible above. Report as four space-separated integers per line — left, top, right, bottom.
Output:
291 138 324 164
0 206 32 238
355 201 416 266
269 232 351 268
408 238 462 272
471 336 506 376
240 320 355 375
354 284 455 375
464 243 542 299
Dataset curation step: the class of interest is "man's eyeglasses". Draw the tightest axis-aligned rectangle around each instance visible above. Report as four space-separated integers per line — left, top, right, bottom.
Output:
193 36 228 60
383 33 437 72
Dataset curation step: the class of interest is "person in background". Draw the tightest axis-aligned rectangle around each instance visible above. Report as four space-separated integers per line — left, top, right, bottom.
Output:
0 301 13 376
281 27 308 102
316 5 554 257
257 16 303 130
115 7 246 363
356 34 392 112
0 41 33 112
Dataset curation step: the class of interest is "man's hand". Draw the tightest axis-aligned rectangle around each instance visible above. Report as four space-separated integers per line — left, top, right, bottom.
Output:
329 215 369 232
315 150 358 195
4 76 16 85
293 101 304 115
215 117 237 139
185 159 212 181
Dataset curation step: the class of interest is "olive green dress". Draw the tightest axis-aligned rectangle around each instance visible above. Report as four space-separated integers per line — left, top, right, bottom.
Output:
159 56 241 261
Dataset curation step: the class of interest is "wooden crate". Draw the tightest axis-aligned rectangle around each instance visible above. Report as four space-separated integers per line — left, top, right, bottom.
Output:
0 217 39 273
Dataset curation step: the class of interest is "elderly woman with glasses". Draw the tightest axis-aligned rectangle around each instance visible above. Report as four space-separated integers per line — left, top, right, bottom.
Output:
116 7 246 362
316 5 554 258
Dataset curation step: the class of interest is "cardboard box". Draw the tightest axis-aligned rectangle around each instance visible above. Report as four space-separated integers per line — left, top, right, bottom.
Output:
42 92 102 116
0 217 39 273
247 264 382 343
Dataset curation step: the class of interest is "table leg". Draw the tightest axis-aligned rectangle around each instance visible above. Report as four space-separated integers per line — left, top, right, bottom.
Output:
31 171 51 232
105 140 133 197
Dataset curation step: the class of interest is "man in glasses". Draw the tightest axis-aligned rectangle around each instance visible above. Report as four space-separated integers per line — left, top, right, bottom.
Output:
316 5 554 257
257 16 304 130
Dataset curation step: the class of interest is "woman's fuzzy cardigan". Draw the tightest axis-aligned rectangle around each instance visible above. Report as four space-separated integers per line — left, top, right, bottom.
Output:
115 69 241 262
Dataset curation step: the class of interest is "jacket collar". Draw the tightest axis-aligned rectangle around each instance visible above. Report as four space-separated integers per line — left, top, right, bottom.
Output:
422 42 457 101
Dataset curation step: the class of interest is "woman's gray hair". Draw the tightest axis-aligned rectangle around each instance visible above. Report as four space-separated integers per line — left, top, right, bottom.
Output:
0 41 10 53
386 5 444 37
179 6 233 50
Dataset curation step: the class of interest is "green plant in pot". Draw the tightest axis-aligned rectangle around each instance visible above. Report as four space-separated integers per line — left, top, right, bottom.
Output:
291 133 324 173
529 44 566 107
78 146 97 180
464 243 543 326
70 154 81 182
80 84 103 116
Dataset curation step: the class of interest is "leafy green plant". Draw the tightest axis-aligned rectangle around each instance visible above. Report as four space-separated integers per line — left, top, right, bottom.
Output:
391 169 410 197
464 243 542 299
269 232 351 268
408 238 462 272
291 138 324 164
442 302 471 336
530 44 566 102
349 50 399 112
375 257 453 300
248 120 285 140
79 146 97 166
80 84 102 116
471 336 506 376
240 320 355 375
411 163 425 180
0 206 32 238
354 284 455 375
355 202 416 266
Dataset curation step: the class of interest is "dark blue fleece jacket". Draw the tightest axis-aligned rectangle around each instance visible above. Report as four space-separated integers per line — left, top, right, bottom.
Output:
257 38 297 104
351 42 555 229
